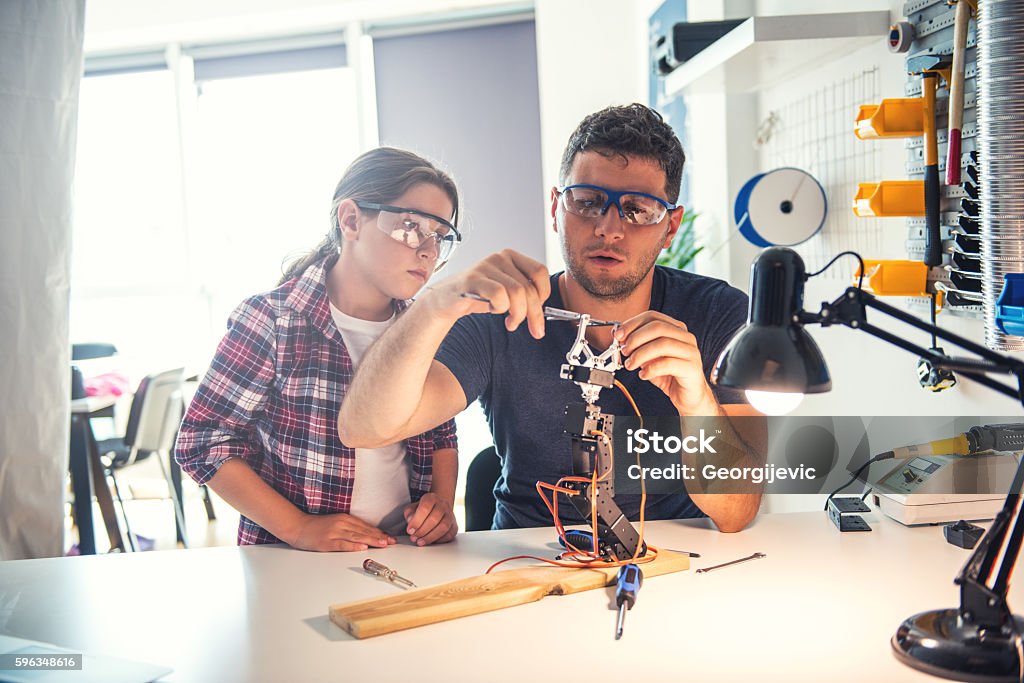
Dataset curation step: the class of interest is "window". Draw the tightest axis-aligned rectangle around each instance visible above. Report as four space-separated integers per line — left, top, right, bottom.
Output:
71 67 200 377
190 66 361 335
71 48 360 378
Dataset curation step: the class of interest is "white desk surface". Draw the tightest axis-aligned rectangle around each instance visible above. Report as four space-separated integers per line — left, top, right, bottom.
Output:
70 395 118 415
0 511 1014 683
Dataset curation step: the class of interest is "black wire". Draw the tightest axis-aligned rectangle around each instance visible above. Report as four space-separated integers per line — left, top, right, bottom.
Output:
806 250 866 290
930 292 939 348
823 454 890 510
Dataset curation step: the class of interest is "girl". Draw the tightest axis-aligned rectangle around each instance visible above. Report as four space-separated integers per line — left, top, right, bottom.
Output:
175 147 461 551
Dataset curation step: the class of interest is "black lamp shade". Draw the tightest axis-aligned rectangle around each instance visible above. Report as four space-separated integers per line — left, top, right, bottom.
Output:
712 247 832 394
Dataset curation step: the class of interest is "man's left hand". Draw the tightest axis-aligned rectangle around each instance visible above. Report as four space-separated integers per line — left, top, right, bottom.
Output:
616 311 723 416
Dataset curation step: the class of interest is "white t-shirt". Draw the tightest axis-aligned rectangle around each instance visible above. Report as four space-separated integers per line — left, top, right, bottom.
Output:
331 302 411 536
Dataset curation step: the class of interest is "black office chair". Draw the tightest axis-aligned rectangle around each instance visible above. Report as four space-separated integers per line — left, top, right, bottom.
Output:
71 343 119 422
71 342 118 361
465 446 501 532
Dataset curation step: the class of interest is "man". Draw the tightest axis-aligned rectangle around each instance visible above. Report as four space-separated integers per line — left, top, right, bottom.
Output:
340 104 760 534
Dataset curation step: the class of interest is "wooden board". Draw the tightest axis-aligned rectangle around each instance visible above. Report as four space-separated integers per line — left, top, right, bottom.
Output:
329 551 689 639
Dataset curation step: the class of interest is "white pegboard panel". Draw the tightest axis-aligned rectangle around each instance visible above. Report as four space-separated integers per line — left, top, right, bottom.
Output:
904 121 979 149
905 0 973 35
902 3 977 57
904 0 948 15
759 66 884 282
912 9 961 38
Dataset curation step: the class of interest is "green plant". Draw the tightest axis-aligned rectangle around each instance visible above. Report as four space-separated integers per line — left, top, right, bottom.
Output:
656 208 703 270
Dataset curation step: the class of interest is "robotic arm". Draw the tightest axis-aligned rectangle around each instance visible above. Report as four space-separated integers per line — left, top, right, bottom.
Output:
548 307 647 561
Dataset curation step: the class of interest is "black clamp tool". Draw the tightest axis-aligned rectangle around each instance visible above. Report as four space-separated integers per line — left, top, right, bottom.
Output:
944 520 984 550
827 496 872 532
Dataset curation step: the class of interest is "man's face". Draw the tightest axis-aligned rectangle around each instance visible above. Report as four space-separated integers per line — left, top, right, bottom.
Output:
552 151 681 301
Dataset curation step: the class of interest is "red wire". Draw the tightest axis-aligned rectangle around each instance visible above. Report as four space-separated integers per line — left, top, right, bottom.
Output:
487 379 653 573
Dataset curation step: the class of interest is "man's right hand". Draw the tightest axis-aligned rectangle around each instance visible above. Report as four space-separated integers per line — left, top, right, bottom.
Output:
287 513 396 552
338 249 549 449
426 249 551 339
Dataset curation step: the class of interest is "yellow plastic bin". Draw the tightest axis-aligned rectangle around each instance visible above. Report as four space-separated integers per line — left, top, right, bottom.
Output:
855 98 925 139
857 260 928 296
853 180 925 217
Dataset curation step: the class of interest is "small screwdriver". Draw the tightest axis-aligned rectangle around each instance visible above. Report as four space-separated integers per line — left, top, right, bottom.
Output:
460 294 618 326
362 559 417 589
614 563 642 640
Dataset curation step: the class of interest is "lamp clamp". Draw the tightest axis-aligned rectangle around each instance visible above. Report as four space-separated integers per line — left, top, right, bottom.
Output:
807 286 868 329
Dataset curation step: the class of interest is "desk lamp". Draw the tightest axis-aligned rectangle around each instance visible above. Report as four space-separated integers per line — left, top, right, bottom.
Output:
713 246 1024 681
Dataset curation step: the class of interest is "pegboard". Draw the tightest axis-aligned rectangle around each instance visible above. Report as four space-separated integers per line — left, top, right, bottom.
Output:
758 66 884 282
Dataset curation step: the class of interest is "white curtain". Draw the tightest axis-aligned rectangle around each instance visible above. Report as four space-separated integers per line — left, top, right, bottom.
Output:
0 0 85 560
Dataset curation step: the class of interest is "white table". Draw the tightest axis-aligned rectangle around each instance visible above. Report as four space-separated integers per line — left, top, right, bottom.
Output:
70 396 119 416
0 511 1015 682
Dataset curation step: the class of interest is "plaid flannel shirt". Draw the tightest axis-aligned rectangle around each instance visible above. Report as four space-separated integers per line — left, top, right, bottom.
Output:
174 255 457 545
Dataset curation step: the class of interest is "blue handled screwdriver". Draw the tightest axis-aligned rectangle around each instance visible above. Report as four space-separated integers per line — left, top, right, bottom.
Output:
614 563 642 640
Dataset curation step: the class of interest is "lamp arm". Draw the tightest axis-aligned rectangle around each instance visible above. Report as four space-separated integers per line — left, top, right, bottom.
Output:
810 287 1024 404
954 467 1023 630
861 290 1024 369
805 286 1024 628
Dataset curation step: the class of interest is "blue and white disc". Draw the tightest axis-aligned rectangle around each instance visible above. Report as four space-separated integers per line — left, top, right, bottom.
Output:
734 168 827 247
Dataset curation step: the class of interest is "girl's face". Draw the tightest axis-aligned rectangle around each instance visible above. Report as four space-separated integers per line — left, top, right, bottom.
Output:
342 182 456 301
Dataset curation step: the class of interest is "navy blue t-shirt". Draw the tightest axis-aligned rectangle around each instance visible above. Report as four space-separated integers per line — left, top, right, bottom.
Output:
436 266 749 529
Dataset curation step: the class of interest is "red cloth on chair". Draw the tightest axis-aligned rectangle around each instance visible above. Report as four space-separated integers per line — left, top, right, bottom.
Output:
84 371 131 397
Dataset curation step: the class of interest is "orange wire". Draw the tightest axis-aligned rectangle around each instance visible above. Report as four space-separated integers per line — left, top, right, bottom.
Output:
488 378 654 573
590 461 599 560
485 545 662 574
538 477 599 560
613 380 641 417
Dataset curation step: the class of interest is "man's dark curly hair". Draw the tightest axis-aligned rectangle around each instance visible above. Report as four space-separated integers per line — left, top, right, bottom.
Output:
558 103 685 204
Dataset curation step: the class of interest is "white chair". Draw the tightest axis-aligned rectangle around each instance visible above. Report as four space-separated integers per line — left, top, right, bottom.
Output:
97 368 189 551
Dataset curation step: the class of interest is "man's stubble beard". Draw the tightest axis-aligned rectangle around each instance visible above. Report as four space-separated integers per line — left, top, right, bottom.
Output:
561 232 666 303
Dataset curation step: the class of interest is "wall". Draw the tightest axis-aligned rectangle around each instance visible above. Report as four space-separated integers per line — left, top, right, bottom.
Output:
754 0 1021 416
678 1 754 285
374 20 545 273
533 0 663 270
678 0 1024 513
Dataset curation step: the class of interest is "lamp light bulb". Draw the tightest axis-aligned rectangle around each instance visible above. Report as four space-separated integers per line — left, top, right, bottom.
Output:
745 389 804 415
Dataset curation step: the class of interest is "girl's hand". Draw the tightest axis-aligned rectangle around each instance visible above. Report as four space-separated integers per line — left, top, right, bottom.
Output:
403 493 458 546
288 513 396 552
